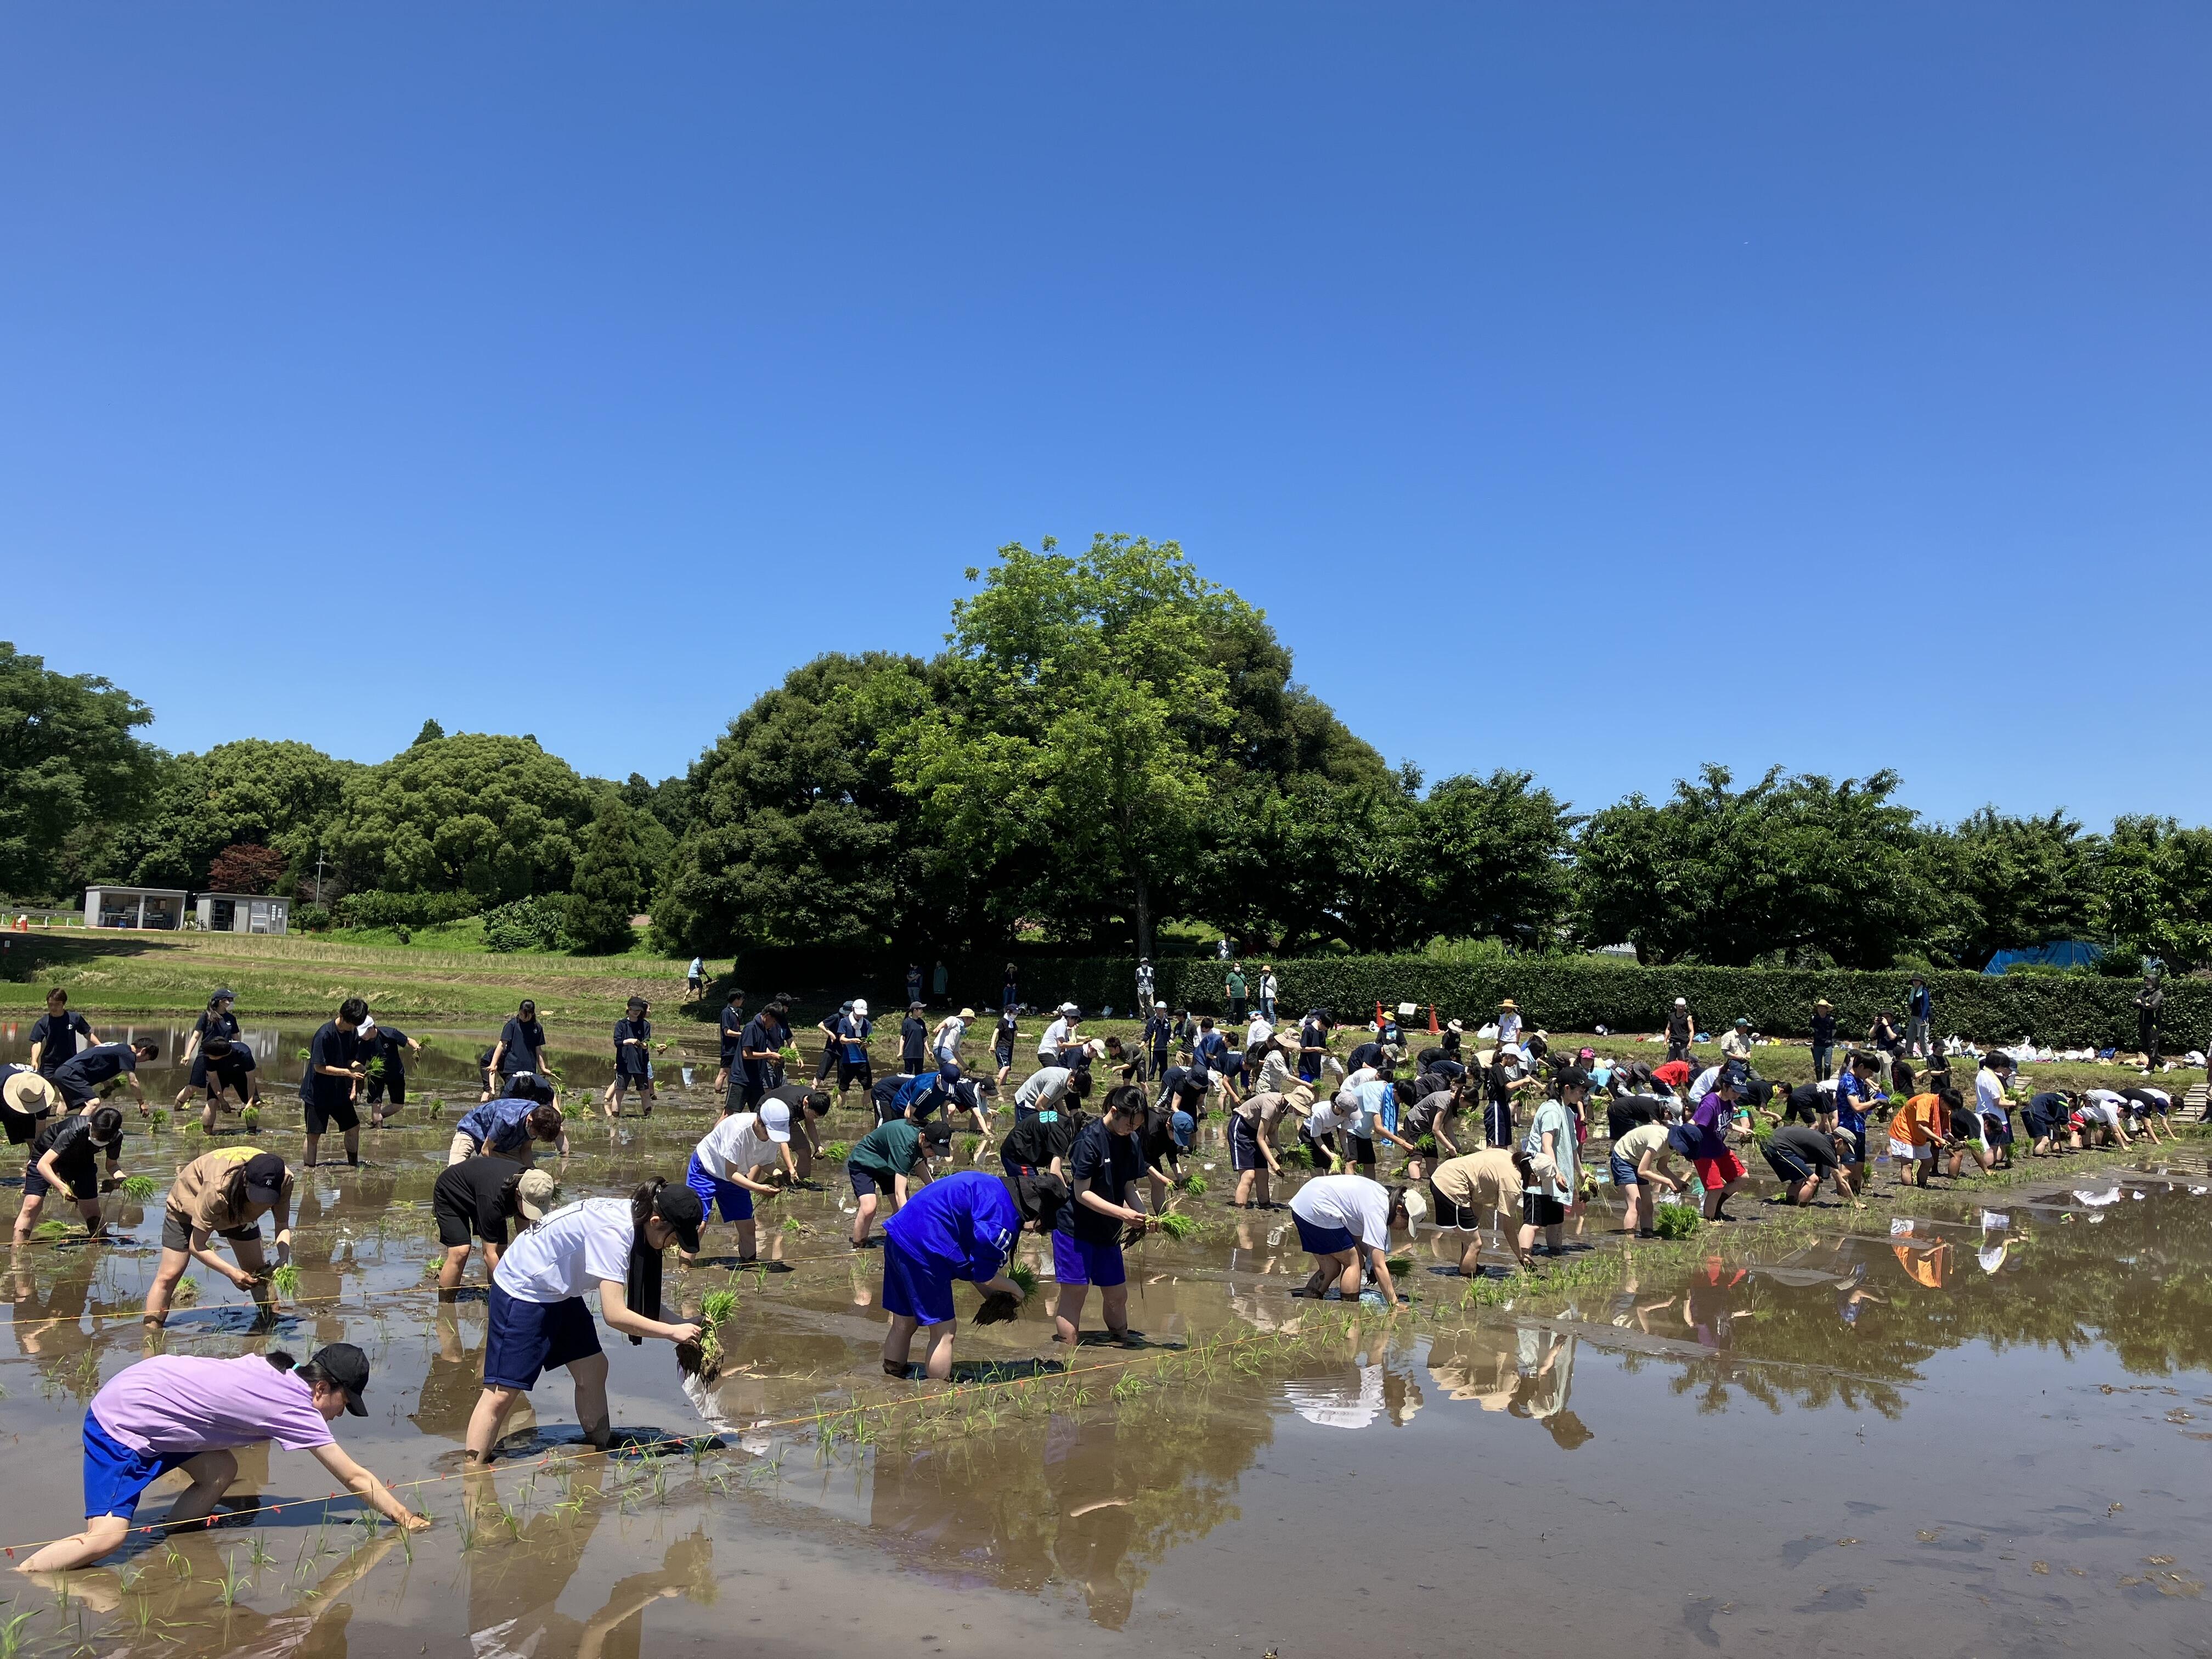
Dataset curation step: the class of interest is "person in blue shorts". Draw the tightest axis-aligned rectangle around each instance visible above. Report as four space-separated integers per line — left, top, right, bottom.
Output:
21 1345 425 1572
1051 1086 1152 1349
681 1102 793 1265
465 1182 704 1463
879 1169 1064 1381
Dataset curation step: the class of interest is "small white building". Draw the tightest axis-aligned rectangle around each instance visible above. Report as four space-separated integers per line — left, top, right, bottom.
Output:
195 893 290 935
83 885 187 930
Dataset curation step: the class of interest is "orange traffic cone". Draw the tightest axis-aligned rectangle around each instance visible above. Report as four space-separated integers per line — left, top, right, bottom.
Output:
1427 1003 1440 1035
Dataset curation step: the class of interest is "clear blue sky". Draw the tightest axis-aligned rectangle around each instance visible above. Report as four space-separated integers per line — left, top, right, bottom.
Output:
6 5 2207 831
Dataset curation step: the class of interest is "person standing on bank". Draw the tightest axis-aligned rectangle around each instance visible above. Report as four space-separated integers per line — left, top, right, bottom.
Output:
1135 957 1155 1013
27 988 98 1077
302 998 368 1169
906 962 924 1008
144 1149 294 1329
19 1344 426 1573
687 956 705 997
605 998 654 1121
488 1000 549 1093
1906 975 1934 1060
175 989 242 1115
1664 997 1693 1067
2135 971 2165 1066
1224 962 1248 1023
464 1182 705 1464
1809 998 1837 1082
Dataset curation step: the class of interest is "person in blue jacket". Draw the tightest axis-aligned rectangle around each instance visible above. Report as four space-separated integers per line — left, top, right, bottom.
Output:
880 1169 1064 1381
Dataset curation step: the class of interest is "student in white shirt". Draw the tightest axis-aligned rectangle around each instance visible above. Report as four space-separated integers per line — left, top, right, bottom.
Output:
1289 1172 1411 1305
682 1100 796 1264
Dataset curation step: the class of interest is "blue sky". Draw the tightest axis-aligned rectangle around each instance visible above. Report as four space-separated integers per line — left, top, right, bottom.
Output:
5 5 2207 830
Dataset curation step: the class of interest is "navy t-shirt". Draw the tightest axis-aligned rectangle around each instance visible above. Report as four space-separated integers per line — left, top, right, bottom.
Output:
30 1012 94 1073
307 1020 359 1108
54 1043 135 1091
719 1003 746 1062
368 1026 410 1071
498 1017 545 1075
900 1017 928 1063
739 1015 779 1085
1061 1118 1141 1243
613 1017 651 1076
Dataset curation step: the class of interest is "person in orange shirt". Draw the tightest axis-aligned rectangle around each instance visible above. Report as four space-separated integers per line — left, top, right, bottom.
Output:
1886 1085 1949 1188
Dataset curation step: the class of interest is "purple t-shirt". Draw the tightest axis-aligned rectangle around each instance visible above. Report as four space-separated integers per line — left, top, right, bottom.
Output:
1692 1092 1733 1160
90 1355 335 1455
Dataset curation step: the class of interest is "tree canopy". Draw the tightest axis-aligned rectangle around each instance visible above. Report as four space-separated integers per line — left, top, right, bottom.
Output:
0 643 160 899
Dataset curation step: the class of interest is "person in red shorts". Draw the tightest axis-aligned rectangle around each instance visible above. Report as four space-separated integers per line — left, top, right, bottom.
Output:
1689 1075 1751 1221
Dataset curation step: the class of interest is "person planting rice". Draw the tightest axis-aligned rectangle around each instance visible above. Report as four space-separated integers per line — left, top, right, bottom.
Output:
464 1182 706 1463
18 1342 426 1572
433 1158 560 1295
1228 1085 1306 1209
1688 1075 1752 1222
1289 1171 1412 1305
1052 1086 1153 1348
173 989 241 1116
448 1089 568 1166
12 1105 125 1243
1762 1124 1861 1207
1831 1050 1884 1190
849 1101 936 1249
878 1169 1064 1381
1429 1147 1531 1273
1975 1052 2017 1167
1888 1080 1948 1188
0 1064 62 1149
1018 1063 1092 1122
999 1093 1087 1182
2022 1088 2072 1157
192 1037 259 1131
681 1100 796 1265
143 1149 294 1329
2072 1089 2131 1149
603 997 656 1120
1942 1082 1997 1179
1607 1115 1682 1237
49 1041 158 1116
1517 1070 1585 1259
301 997 368 1169
1133 1103 1195 1212
487 998 549 1092
2120 1085 2172 1143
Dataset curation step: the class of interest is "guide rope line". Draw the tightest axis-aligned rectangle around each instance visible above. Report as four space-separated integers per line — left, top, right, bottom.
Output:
0 1317 1328 1561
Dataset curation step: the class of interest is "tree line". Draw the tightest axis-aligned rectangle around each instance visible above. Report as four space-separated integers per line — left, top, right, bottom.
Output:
5 533 2208 970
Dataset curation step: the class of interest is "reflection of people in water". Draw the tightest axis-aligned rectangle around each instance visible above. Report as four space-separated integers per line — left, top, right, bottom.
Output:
1889 1240 1950 1290
1509 1328 1592 1448
1683 1261 1750 1351
465 1462 715 1659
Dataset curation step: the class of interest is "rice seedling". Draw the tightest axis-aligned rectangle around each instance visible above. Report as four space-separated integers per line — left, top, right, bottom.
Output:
1177 1172 1209 1197
1152 1211 1198 1242
246 1536 276 1571
1007 1262 1037 1296
215 1552 251 1607
780 1216 802 1235
32 1220 70 1242
820 1141 853 1164
148 1108 170 1130
0 1604 39 1659
171 1276 199 1306
1653 1201 1703 1240
422 1257 444 1279
270 1263 302 1299
240 1107 261 1131
120 1174 158 1201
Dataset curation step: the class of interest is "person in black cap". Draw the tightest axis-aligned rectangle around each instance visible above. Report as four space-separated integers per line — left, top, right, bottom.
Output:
144 1148 295 1329
12 1105 126 1243
465 1180 705 1462
19 1343 426 1572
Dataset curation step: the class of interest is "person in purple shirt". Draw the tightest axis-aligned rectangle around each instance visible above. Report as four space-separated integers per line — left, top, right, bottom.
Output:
1689 1077 1751 1222
21 1346 426 1572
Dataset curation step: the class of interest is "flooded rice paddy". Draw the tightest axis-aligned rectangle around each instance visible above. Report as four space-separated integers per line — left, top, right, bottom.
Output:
1 1022 2209 1656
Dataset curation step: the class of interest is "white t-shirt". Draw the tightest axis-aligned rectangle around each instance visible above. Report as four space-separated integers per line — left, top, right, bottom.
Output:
493 1198 634 1305
695 1113 777 1183
2082 1090 2126 1128
1040 1017 1071 1058
1245 1016 1273 1048
1290 1173 1392 1250
933 1016 965 1059
1974 1070 2009 1122
1015 1068 1073 1110
1497 1013 1522 1046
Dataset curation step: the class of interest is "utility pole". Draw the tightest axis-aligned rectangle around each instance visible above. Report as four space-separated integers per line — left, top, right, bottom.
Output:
313 850 327 907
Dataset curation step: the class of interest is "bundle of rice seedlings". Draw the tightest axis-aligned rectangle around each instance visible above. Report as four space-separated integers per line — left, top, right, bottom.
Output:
149 1109 171 1130
240 1107 261 1131
120 1174 159 1202
1152 1211 1199 1242
32 1219 71 1242
1007 1262 1037 1296
172 1277 199 1306
1177 1172 1209 1196
270 1263 302 1299
1653 1201 1702 1240
697 1288 738 1366
821 1141 853 1165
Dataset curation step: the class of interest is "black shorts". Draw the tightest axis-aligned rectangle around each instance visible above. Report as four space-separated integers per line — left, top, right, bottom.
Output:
612 1070 654 1096
1762 1143 1817 1184
432 1185 509 1249
303 1094 360 1135
837 1058 873 1090
1229 1114 1263 1172
1348 1133 1376 1167
366 1072 405 1105
1521 1192 1565 1228
848 1164 892 1199
1429 1182 1487 1230
22 1159 60 1201
160 1209 262 1252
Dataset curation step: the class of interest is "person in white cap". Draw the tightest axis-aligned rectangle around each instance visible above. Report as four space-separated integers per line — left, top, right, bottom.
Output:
1040 1003 1082 1067
1666 997 1694 1067
831 998 874 1102
681 1099 799 1265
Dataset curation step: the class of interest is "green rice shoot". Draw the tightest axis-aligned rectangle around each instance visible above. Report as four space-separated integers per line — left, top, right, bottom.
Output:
1653 1201 1703 1240
120 1175 158 1202
1007 1262 1037 1296
270 1263 302 1299
1153 1211 1199 1242
821 1141 853 1164
32 1219 71 1242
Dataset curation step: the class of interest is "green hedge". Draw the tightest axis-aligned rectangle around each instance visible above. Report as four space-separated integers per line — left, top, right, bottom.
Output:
731 946 2205 1050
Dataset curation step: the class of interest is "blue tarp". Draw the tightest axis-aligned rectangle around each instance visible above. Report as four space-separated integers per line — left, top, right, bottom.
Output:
1981 940 2106 975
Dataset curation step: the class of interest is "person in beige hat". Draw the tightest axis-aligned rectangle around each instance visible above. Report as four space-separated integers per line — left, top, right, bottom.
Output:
1496 1000 1523 1049
0 1064 62 1147
432 1158 558 1294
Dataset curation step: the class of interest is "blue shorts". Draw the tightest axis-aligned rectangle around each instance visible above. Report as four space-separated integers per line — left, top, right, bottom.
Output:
1294 1215 1358 1256
1608 1152 1639 1187
685 1152 754 1222
484 1284 602 1390
1052 1231 1127 1288
82 1412 195 1521
1229 1114 1263 1172
849 1163 895 1198
880 1237 958 1325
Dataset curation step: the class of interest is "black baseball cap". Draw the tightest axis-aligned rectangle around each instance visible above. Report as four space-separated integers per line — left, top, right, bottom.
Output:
653 1184 704 1254
242 1152 287 1206
309 1342 370 1415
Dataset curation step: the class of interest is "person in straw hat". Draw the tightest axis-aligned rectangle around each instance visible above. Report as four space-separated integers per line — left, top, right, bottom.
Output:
1495 999 1522 1049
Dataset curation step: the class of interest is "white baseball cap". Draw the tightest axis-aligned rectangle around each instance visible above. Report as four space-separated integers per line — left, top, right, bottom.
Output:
759 1099 792 1143
851 998 869 1017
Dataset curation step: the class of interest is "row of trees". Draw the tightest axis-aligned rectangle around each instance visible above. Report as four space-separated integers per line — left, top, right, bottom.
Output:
6 535 2211 968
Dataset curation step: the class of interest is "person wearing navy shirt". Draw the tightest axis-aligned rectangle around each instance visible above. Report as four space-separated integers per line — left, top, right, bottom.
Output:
714 989 747 1098
1831 1050 1882 1189
905 964 924 1008
362 1019 420 1128
176 990 242 1114
900 1007 929 1076
1051 1086 1151 1348
28 990 98 1077
1906 976 1934 1060
488 1001 547 1088
879 1169 1040 1381
832 1000 874 1100
302 998 368 1169
605 998 654 1121
1808 999 1838 1082
990 1009 1019 1089
1142 1005 1172 1084
52 1042 159 1113
736 1001 789 1111
1299 1012 1331 1083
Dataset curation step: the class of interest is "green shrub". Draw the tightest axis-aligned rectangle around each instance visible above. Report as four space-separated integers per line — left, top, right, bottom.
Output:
482 897 577 954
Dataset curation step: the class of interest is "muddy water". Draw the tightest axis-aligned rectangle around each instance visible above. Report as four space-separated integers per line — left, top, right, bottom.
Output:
0 1023 2207 1655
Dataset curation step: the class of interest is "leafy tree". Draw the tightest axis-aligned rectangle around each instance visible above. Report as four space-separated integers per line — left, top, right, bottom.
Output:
1576 765 1931 967
654 653 943 955
2098 816 2212 970
331 732 596 902
411 719 445 747
1922 807 2100 969
1416 770 1577 947
617 771 693 840
205 843 288 895
0 642 160 898
112 738 351 890
563 797 654 954
481 896 576 953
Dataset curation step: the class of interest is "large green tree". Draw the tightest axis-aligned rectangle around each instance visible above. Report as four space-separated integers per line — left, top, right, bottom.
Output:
1921 806 2101 969
331 732 596 901
563 796 657 954
0 643 161 898
113 738 352 890
2098 816 2212 971
1576 765 1933 967
654 652 946 955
